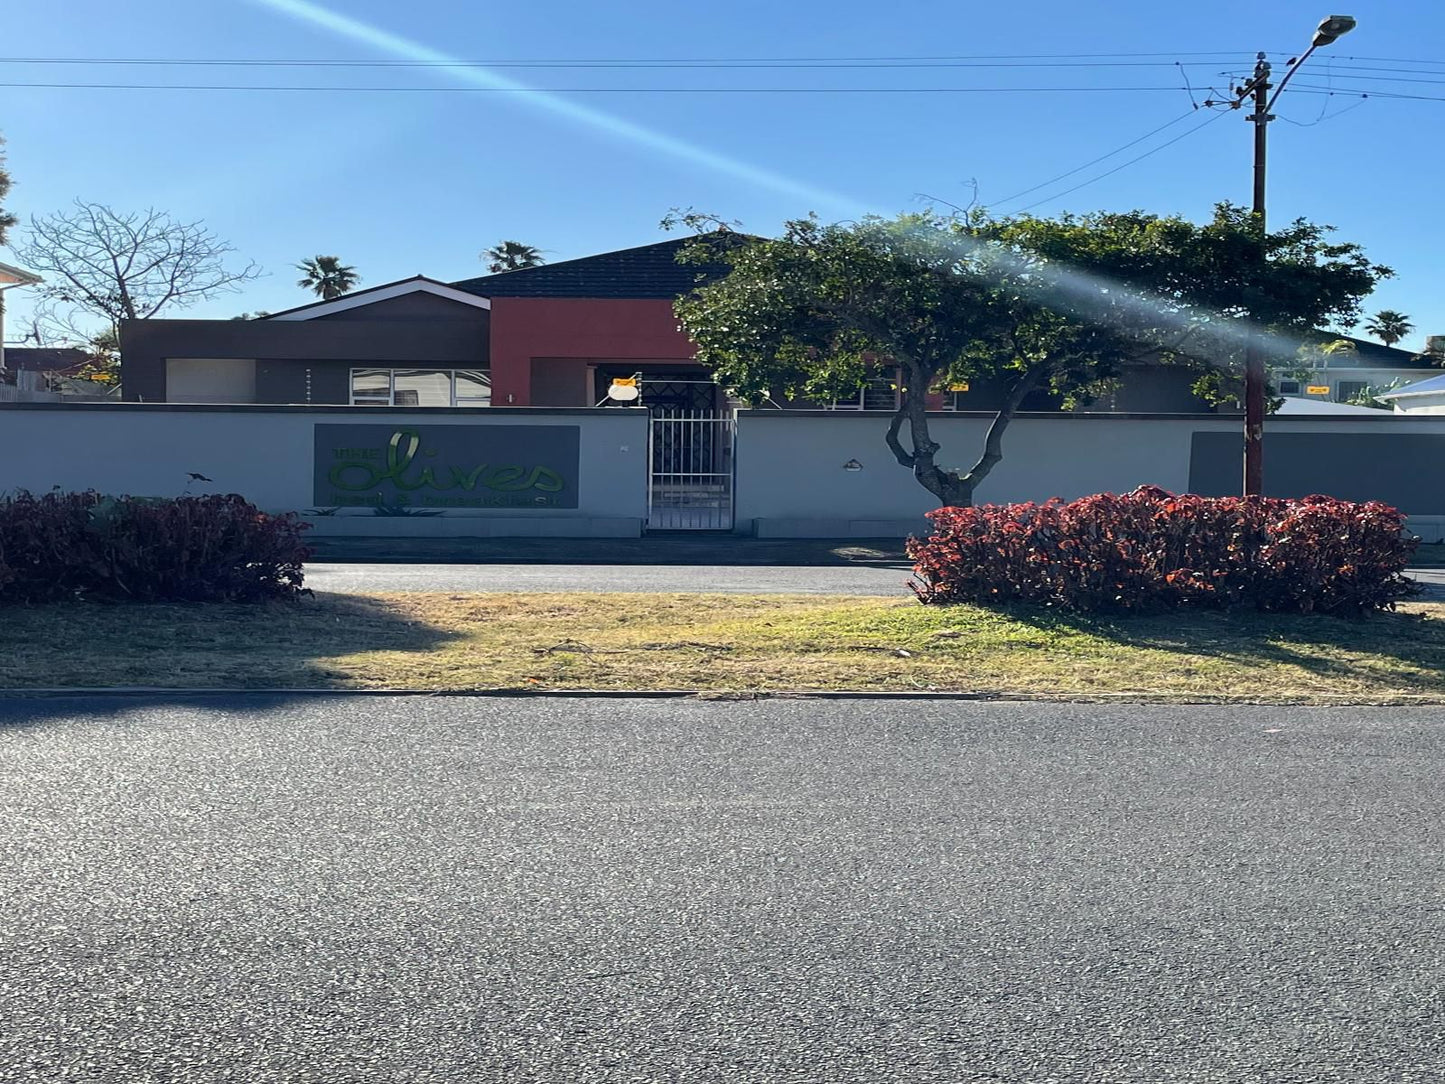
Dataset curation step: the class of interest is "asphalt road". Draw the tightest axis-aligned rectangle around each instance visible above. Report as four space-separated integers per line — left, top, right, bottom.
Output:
305 562 1445 599
2 696 1442 1083
305 561 916 595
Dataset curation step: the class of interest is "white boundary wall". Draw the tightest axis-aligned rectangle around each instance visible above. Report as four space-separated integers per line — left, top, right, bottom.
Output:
0 404 649 538
735 412 1445 541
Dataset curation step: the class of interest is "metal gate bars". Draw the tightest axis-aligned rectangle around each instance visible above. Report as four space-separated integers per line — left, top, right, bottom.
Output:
647 411 735 530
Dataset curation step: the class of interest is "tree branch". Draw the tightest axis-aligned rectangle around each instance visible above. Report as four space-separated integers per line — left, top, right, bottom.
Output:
885 409 914 467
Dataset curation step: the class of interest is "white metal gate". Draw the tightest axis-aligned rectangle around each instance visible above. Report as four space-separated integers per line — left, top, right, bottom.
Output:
648 412 735 530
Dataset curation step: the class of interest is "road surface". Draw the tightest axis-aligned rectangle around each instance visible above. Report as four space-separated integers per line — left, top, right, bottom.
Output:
305 561 1445 599
3 696 1441 1082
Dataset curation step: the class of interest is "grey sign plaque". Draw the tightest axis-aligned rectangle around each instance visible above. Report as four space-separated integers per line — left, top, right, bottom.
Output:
314 423 580 509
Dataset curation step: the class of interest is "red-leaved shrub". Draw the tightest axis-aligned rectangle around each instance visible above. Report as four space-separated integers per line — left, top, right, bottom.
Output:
908 486 1419 615
0 491 311 603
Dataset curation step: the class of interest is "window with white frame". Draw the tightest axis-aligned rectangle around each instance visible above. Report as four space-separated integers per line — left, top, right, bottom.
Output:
827 371 900 410
1278 379 1301 395
350 368 491 407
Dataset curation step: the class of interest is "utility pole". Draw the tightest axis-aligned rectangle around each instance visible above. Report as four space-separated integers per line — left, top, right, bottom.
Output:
1218 16 1357 497
1242 54 1271 496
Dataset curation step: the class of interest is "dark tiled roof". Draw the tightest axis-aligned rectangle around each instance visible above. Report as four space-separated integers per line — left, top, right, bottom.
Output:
452 235 731 300
3 347 89 375
1328 335 1439 370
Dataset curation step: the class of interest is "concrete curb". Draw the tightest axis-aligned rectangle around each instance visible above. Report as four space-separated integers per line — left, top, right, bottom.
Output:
5 687 1445 706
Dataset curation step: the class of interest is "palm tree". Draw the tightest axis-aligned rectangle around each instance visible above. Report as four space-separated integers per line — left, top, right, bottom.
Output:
1364 309 1413 348
483 241 545 273
296 255 361 300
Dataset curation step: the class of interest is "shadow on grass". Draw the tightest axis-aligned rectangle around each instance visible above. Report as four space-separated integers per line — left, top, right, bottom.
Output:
1006 603 1445 692
0 592 461 727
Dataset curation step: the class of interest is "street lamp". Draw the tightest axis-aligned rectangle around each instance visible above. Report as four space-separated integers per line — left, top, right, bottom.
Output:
1236 15 1356 496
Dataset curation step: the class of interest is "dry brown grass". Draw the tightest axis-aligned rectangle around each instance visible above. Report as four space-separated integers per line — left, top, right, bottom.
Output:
3 592 1444 703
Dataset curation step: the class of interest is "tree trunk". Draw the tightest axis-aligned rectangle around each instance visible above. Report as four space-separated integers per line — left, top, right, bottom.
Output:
883 363 977 507
883 362 1045 509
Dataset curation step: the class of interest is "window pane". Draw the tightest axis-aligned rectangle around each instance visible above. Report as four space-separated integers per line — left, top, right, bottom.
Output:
1336 381 1366 402
1278 380 1300 394
454 369 491 405
393 369 452 407
351 368 390 403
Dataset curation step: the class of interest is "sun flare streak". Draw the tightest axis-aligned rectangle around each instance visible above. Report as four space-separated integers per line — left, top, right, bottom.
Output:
250 0 864 214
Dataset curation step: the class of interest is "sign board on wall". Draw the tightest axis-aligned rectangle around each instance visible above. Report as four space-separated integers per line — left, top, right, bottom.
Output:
313 424 580 509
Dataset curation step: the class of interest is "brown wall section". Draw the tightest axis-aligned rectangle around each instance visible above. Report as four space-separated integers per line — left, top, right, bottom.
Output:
121 310 490 403
312 293 489 322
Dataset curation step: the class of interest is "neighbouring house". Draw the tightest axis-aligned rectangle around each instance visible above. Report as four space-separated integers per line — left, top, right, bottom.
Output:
1377 372 1445 416
0 260 43 374
3 346 90 378
1274 395 1394 416
1270 335 1442 405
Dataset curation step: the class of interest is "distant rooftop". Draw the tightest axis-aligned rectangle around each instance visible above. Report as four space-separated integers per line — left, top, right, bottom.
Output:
453 235 732 300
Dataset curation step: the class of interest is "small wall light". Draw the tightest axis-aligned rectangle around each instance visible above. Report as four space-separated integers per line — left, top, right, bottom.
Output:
843 459 863 472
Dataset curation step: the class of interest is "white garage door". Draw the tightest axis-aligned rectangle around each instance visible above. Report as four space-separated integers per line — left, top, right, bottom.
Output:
166 358 257 403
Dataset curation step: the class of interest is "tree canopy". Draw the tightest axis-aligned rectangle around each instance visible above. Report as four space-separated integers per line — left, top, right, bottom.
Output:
483 241 545 272
0 135 15 248
1364 309 1413 348
17 201 261 339
673 204 1390 507
296 255 360 300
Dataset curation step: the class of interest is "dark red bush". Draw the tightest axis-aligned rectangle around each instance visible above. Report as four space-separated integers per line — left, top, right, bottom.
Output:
908 487 1419 615
0 491 311 603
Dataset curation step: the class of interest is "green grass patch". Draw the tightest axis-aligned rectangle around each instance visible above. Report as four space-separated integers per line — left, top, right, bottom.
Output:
2 592 1443 703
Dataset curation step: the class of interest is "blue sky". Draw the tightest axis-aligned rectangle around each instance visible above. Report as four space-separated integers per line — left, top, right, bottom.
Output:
3 0 1440 347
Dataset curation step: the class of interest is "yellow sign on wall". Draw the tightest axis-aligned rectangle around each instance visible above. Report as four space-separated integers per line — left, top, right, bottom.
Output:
611 377 638 387
1306 385 1331 395
948 382 970 392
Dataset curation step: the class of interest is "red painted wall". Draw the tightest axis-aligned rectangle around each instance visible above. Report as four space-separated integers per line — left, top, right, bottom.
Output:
488 298 697 405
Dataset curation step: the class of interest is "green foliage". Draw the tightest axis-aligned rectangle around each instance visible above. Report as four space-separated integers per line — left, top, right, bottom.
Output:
1364 309 1413 348
673 204 1390 506
74 327 120 388
1344 378 1411 410
296 256 360 300
483 241 545 272
0 134 15 248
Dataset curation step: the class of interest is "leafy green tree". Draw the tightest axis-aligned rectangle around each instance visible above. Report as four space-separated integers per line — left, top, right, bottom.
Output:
296 255 360 300
483 241 545 272
672 204 1389 507
75 327 120 387
1363 309 1413 348
0 134 15 247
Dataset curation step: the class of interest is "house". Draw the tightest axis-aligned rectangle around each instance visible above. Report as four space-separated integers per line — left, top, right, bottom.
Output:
120 236 730 410
1377 372 1445 416
0 260 43 374
1270 335 1441 404
3 347 90 378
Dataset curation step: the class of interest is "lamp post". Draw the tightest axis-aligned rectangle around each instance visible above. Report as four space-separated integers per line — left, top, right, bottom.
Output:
1236 15 1356 496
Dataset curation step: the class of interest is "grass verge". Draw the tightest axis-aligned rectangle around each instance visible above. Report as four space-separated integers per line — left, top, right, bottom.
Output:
2 592 1443 703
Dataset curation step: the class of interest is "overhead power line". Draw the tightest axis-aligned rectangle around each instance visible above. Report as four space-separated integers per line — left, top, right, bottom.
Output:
990 110 1199 207
1011 108 1230 213
0 82 1209 94
0 51 1266 68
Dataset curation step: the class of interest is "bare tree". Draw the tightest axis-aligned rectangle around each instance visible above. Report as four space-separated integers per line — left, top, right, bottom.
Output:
16 201 261 336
